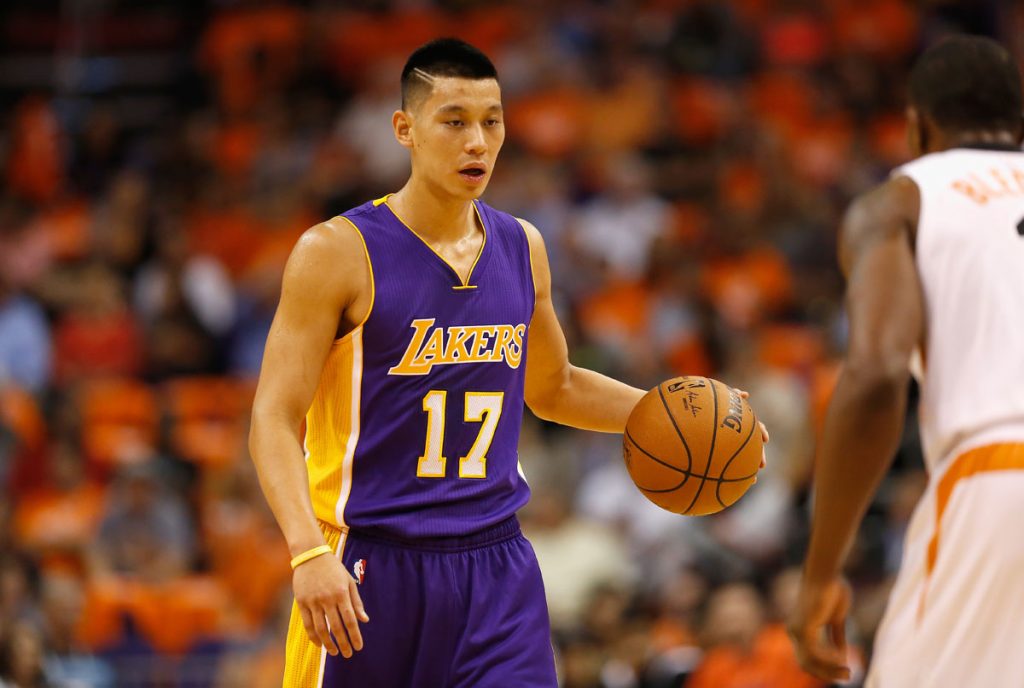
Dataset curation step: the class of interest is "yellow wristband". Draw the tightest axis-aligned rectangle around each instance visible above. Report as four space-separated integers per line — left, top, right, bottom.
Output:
290 545 333 570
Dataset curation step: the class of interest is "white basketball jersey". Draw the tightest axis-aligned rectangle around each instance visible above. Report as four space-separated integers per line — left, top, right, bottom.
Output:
893 147 1024 472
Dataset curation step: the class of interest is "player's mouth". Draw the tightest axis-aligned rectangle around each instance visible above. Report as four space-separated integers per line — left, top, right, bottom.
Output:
458 164 488 184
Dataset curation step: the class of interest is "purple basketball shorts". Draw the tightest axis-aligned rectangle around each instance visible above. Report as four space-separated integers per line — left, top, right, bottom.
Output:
319 517 557 687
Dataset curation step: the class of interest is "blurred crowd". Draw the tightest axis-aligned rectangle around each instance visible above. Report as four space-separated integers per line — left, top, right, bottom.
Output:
0 0 1019 686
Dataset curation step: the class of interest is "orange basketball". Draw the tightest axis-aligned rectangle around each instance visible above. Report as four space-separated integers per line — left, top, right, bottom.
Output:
623 376 763 516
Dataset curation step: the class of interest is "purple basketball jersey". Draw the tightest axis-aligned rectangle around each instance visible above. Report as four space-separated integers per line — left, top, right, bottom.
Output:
336 196 534 539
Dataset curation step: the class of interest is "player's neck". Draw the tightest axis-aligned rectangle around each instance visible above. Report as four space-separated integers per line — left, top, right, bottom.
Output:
936 129 1020 153
388 180 479 244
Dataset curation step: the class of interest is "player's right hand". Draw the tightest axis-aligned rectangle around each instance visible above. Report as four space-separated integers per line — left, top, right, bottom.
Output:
787 575 852 683
293 553 370 658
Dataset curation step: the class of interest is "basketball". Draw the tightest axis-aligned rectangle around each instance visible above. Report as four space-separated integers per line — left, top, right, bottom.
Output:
623 376 763 516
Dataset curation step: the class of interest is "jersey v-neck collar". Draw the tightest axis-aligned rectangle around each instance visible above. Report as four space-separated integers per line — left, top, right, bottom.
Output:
378 194 490 290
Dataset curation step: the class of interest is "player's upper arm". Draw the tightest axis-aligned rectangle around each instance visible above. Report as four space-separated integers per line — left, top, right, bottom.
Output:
517 218 570 414
839 176 923 379
251 219 371 428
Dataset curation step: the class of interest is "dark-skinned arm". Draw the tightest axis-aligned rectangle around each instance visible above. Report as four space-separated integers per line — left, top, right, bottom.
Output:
788 175 923 682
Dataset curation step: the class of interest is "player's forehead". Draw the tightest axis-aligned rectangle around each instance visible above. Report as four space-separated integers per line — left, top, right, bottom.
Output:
422 76 502 115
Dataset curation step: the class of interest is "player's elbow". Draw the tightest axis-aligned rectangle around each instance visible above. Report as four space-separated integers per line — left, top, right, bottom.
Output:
524 369 571 421
843 350 911 400
524 389 557 421
248 402 301 457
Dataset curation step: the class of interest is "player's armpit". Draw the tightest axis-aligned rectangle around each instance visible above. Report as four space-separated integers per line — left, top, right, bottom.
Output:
840 177 924 384
838 175 921 277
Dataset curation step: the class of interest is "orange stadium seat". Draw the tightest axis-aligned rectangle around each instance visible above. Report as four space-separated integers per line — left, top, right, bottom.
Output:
755 324 825 377
80 575 229 655
0 385 46 453
79 378 159 469
671 78 734 146
132 576 228 654
201 499 291 631
506 88 588 158
164 377 253 470
746 71 814 143
5 96 64 204
36 198 93 262
832 0 918 61
78 576 134 651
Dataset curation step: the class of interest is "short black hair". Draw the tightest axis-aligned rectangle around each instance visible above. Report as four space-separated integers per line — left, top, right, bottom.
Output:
908 35 1022 134
401 38 498 110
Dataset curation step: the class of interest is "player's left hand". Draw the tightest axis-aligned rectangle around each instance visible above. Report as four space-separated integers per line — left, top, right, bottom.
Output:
787 575 852 683
735 389 770 469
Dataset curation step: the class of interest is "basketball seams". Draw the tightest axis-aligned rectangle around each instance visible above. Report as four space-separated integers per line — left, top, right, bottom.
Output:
657 384 693 474
681 379 720 515
713 410 758 507
625 429 690 493
625 429 754 484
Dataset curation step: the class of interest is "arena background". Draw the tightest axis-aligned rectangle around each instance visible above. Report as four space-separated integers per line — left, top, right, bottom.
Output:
0 1 1020 686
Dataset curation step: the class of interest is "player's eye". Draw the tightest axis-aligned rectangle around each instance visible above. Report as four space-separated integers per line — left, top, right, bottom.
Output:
446 120 464 127
485 119 501 127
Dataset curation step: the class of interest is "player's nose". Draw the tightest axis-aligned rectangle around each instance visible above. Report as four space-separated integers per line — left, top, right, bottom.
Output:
464 125 487 155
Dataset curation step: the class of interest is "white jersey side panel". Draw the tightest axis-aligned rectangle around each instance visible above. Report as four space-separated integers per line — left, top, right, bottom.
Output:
894 148 1024 472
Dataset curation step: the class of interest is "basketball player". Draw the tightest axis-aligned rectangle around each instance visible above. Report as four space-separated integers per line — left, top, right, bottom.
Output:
250 39 765 687
787 36 1024 687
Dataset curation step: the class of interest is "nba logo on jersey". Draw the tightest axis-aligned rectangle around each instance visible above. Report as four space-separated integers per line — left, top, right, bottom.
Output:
353 559 366 585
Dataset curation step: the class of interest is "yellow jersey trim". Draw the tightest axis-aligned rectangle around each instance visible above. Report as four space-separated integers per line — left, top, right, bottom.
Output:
514 217 538 310
333 215 376 339
282 523 348 687
381 193 487 289
304 213 372 534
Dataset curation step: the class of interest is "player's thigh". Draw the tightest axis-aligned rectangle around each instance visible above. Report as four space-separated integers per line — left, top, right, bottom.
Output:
450 535 557 688
320 538 451 688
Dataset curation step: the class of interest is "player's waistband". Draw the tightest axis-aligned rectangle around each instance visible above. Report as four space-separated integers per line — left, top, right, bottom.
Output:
346 516 522 553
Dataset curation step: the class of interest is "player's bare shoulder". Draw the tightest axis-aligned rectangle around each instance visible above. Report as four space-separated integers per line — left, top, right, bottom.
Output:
839 175 921 275
282 217 372 336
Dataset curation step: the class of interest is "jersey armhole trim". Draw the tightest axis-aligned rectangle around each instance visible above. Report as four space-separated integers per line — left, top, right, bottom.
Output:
889 171 925 257
331 215 376 345
514 217 538 311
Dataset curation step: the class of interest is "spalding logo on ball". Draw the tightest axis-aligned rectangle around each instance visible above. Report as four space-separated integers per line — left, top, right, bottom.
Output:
623 376 763 516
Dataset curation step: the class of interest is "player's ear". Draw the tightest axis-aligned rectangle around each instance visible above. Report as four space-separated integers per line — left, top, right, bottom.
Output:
393 110 414 150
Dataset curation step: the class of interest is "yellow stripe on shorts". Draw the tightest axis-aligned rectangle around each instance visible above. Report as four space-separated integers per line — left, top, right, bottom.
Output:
282 522 347 688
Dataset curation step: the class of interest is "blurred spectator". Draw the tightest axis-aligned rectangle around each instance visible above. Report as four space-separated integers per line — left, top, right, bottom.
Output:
39 574 116 688
0 552 39 633
53 264 143 385
0 620 47 688
0 284 52 395
135 222 236 378
13 439 106 574
335 59 410 191
569 154 670 282
523 488 634 632
91 462 195 581
687 582 821 688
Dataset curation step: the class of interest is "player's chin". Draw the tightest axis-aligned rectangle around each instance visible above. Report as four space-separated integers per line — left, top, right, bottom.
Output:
453 175 490 199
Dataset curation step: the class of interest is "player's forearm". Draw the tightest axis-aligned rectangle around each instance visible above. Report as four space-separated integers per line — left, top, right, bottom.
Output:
249 413 326 557
804 363 910 584
528 366 645 433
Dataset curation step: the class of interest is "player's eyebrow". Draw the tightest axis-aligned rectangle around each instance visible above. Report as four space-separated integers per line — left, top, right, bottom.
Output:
436 104 503 115
436 102 499 112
